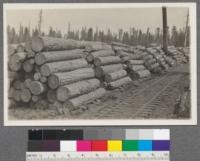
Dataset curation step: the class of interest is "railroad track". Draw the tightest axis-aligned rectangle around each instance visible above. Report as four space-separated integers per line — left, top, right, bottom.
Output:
132 74 182 118
82 72 182 119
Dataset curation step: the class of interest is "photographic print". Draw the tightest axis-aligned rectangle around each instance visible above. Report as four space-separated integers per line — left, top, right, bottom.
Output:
3 3 197 126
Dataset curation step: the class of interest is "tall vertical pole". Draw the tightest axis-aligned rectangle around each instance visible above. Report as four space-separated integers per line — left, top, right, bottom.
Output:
162 7 168 53
184 10 189 47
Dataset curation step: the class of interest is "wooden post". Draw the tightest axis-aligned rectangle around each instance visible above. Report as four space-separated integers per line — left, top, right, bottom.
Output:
162 7 168 53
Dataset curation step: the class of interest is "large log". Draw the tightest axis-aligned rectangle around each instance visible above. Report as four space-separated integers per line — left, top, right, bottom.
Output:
35 49 84 65
94 56 121 66
94 64 123 78
115 50 132 57
40 58 88 76
20 88 32 103
84 42 112 52
23 59 34 72
127 60 144 65
63 88 106 110
104 70 127 83
31 36 82 52
57 78 100 102
86 49 115 62
9 52 27 71
107 76 132 89
29 81 47 95
129 65 146 71
48 68 95 89
121 54 142 62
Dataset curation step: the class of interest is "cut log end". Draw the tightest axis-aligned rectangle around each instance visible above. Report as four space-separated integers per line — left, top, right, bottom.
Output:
35 53 46 65
29 81 46 95
31 36 44 52
48 74 59 89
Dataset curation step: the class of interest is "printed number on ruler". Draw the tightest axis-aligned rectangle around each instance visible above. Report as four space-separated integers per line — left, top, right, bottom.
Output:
26 152 170 161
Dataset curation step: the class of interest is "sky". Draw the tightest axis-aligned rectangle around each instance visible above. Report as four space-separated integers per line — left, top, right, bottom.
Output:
5 7 189 34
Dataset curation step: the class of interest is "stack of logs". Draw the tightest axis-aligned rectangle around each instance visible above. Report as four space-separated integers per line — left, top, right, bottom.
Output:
86 46 132 90
168 46 188 63
8 37 189 111
8 36 108 112
114 45 151 80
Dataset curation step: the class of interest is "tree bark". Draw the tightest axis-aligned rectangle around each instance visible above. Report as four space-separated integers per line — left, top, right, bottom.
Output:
104 70 127 83
31 36 82 52
129 65 146 71
107 76 132 89
127 60 144 66
86 49 115 62
94 56 121 66
57 78 100 102
64 88 106 110
35 49 84 65
48 68 95 89
94 64 123 78
40 58 88 76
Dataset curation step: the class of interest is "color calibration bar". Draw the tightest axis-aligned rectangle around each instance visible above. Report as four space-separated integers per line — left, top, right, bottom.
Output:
28 129 170 152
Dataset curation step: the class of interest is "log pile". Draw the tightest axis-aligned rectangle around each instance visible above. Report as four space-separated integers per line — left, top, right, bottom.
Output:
86 43 132 89
112 44 151 80
8 36 107 112
168 46 188 63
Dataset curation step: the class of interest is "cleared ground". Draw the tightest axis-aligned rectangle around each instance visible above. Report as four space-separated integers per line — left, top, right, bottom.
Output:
9 63 190 120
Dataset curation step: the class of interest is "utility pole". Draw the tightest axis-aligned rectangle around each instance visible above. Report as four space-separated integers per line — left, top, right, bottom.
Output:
184 10 189 47
38 9 43 36
162 7 168 53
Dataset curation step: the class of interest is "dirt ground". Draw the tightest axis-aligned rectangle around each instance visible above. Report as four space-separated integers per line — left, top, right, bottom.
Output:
9 63 190 120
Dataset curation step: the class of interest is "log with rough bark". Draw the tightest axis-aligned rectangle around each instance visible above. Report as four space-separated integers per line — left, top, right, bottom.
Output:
107 76 132 89
29 81 47 95
57 78 100 102
127 60 144 68
94 56 121 66
86 49 115 62
116 50 132 57
63 88 106 110
135 70 151 78
9 52 27 71
23 59 34 72
47 90 57 103
84 42 112 52
20 87 32 103
35 49 84 65
121 54 142 62
48 68 95 89
31 36 82 52
104 70 127 83
129 65 146 71
94 64 124 78
40 58 88 76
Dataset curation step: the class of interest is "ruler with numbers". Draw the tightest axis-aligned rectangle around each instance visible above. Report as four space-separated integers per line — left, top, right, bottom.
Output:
26 152 170 161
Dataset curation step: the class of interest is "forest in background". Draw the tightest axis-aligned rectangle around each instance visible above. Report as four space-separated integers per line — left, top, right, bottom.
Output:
7 23 190 47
